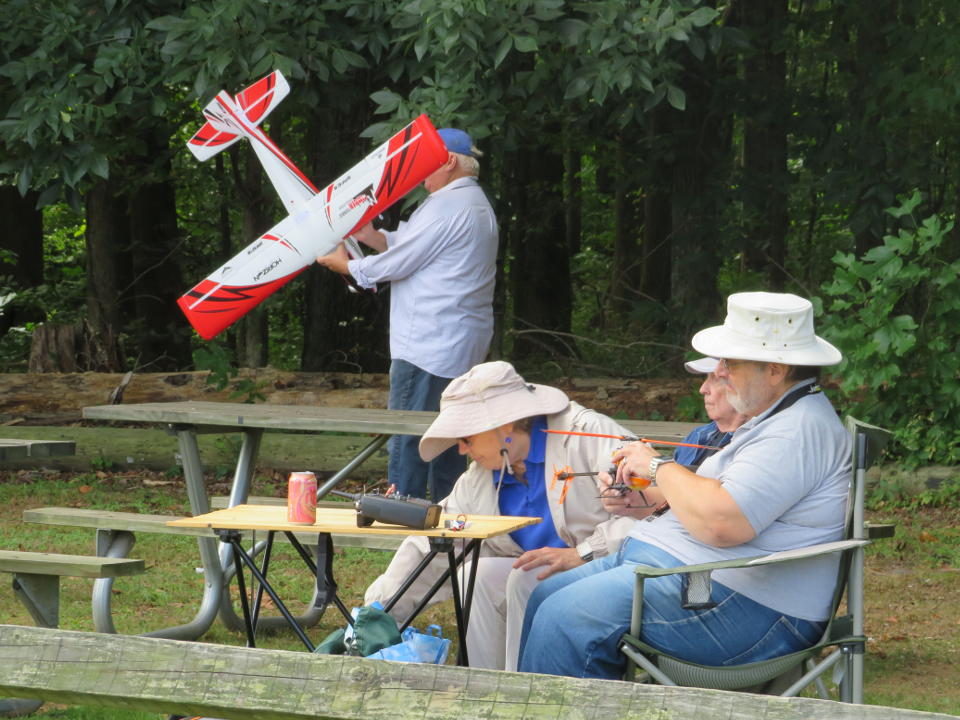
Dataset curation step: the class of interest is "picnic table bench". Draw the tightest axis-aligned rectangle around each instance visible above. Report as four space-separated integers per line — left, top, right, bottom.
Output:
0 438 76 461
0 549 144 717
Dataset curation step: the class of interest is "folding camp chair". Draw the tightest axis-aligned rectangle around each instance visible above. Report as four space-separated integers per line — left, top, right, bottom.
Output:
620 416 892 703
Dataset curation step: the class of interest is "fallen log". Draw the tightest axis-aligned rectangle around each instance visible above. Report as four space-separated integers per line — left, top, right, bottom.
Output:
0 625 952 720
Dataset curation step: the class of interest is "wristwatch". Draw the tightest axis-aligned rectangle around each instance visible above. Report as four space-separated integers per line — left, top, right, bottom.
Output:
575 541 595 563
648 456 675 483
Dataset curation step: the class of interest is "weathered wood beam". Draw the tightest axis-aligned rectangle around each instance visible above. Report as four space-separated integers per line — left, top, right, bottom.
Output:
0 625 953 720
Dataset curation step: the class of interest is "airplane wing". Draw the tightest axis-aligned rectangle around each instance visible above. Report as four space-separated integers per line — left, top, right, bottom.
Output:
186 70 290 162
179 114 448 340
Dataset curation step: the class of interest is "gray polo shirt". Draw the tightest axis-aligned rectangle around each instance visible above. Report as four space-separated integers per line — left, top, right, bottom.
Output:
629 381 851 621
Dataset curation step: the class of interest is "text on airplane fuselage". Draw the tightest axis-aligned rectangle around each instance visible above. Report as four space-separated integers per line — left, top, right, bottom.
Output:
348 185 376 211
254 258 282 281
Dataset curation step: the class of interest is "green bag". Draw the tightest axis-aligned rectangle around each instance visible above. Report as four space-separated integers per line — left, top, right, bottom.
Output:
314 627 347 655
314 604 401 657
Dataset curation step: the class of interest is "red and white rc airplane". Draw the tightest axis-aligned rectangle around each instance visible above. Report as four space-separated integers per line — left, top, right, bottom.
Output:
177 70 448 340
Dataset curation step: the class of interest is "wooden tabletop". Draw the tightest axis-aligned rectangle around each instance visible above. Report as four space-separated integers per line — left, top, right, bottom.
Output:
168 504 540 540
82 400 699 441
83 402 438 435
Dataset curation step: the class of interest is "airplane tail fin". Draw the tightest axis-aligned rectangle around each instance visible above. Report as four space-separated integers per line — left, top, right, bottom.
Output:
186 70 290 162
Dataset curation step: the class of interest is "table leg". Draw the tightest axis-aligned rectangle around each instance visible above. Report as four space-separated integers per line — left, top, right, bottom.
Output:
123 428 223 641
218 530 316 652
227 534 256 648
461 539 482 630
434 537 469 666
315 433 390 500
284 532 353 626
383 549 442 617
395 540 477 632
224 427 263 506
250 532 276 634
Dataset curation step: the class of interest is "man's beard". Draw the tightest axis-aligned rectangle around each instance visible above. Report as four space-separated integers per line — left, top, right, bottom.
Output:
724 377 767 416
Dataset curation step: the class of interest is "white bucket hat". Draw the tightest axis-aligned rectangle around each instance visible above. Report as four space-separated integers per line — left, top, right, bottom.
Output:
418 361 569 461
684 357 719 374
691 292 842 366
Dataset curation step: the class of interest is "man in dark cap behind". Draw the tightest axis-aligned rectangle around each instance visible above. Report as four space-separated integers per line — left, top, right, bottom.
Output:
317 128 498 501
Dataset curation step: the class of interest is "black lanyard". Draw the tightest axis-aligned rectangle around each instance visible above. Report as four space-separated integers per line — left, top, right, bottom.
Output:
757 381 821 426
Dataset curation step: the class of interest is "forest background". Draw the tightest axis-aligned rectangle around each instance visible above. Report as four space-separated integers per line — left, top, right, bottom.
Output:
1 0 959 468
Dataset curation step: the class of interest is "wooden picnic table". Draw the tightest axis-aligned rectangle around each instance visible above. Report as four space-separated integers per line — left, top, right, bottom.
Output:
81 400 698 642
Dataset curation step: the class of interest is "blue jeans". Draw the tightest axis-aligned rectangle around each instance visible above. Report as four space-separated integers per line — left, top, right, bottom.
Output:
388 359 465 500
518 537 825 678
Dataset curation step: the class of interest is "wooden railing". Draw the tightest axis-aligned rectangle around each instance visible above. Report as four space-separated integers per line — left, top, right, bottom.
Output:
0 625 952 720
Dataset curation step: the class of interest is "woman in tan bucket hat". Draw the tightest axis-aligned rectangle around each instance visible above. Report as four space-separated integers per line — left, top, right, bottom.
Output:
364 360 662 670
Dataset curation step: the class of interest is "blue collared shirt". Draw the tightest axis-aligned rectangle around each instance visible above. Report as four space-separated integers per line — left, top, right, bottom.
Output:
347 177 498 378
673 421 733 468
493 416 566 551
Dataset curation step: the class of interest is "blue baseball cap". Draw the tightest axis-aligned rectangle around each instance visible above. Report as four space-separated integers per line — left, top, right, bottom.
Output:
437 128 478 157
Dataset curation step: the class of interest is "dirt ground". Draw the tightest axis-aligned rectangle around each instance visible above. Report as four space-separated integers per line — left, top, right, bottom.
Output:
0 369 697 425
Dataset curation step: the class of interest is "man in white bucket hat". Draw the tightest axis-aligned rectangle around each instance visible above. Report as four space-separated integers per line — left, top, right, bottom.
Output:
519 292 851 679
364 360 660 670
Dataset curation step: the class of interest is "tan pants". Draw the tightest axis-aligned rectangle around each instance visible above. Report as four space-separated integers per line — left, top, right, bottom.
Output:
463 556 545 671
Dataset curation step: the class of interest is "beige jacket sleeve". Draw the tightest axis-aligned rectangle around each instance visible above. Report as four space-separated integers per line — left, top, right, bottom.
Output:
544 402 638 559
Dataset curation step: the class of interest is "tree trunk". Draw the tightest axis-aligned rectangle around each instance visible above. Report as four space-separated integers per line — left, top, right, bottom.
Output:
301 105 390 373
509 133 573 362
27 323 79 372
668 74 726 335
126 156 191 370
739 0 789 288
0 187 44 336
236 145 273 368
84 179 125 371
637 107 674 321
609 135 645 316
564 133 582 259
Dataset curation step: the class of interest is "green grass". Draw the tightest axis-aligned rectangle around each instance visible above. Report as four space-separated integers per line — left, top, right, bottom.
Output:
29 708 159 719
2 470 960 718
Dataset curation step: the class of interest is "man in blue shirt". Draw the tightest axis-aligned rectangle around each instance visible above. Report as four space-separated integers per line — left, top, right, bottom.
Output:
317 128 498 501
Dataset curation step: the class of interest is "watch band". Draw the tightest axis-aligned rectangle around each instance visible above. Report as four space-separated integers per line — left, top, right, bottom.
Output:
648 456 675 482
576 541 595 563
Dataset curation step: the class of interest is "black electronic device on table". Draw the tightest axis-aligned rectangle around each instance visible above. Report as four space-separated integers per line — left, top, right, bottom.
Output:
330 490 442 529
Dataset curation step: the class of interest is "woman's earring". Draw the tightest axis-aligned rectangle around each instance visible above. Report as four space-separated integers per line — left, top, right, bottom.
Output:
504 436 512 444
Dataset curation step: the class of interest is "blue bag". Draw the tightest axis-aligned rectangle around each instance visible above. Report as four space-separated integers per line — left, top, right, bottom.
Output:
366 624 451 664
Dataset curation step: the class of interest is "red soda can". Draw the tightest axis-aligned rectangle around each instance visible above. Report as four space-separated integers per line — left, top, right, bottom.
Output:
287 471 317 524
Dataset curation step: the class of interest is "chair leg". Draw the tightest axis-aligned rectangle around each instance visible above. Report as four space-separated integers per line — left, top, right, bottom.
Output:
622 573 646 682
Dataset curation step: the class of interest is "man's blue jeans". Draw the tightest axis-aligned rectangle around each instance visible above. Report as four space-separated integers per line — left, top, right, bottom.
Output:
518 537 825 678
388 359 465 500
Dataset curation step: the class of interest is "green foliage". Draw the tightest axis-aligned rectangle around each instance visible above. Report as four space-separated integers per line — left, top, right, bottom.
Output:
819 191 960 466
365 0 724 143
193 342 236 390
867 475 960 513
673 389 708 423
192 342 267 403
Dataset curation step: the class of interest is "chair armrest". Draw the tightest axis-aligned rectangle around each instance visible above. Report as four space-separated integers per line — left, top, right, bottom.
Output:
632 539 870 579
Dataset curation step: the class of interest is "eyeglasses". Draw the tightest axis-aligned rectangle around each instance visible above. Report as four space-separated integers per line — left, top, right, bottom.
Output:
719 358 751 372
